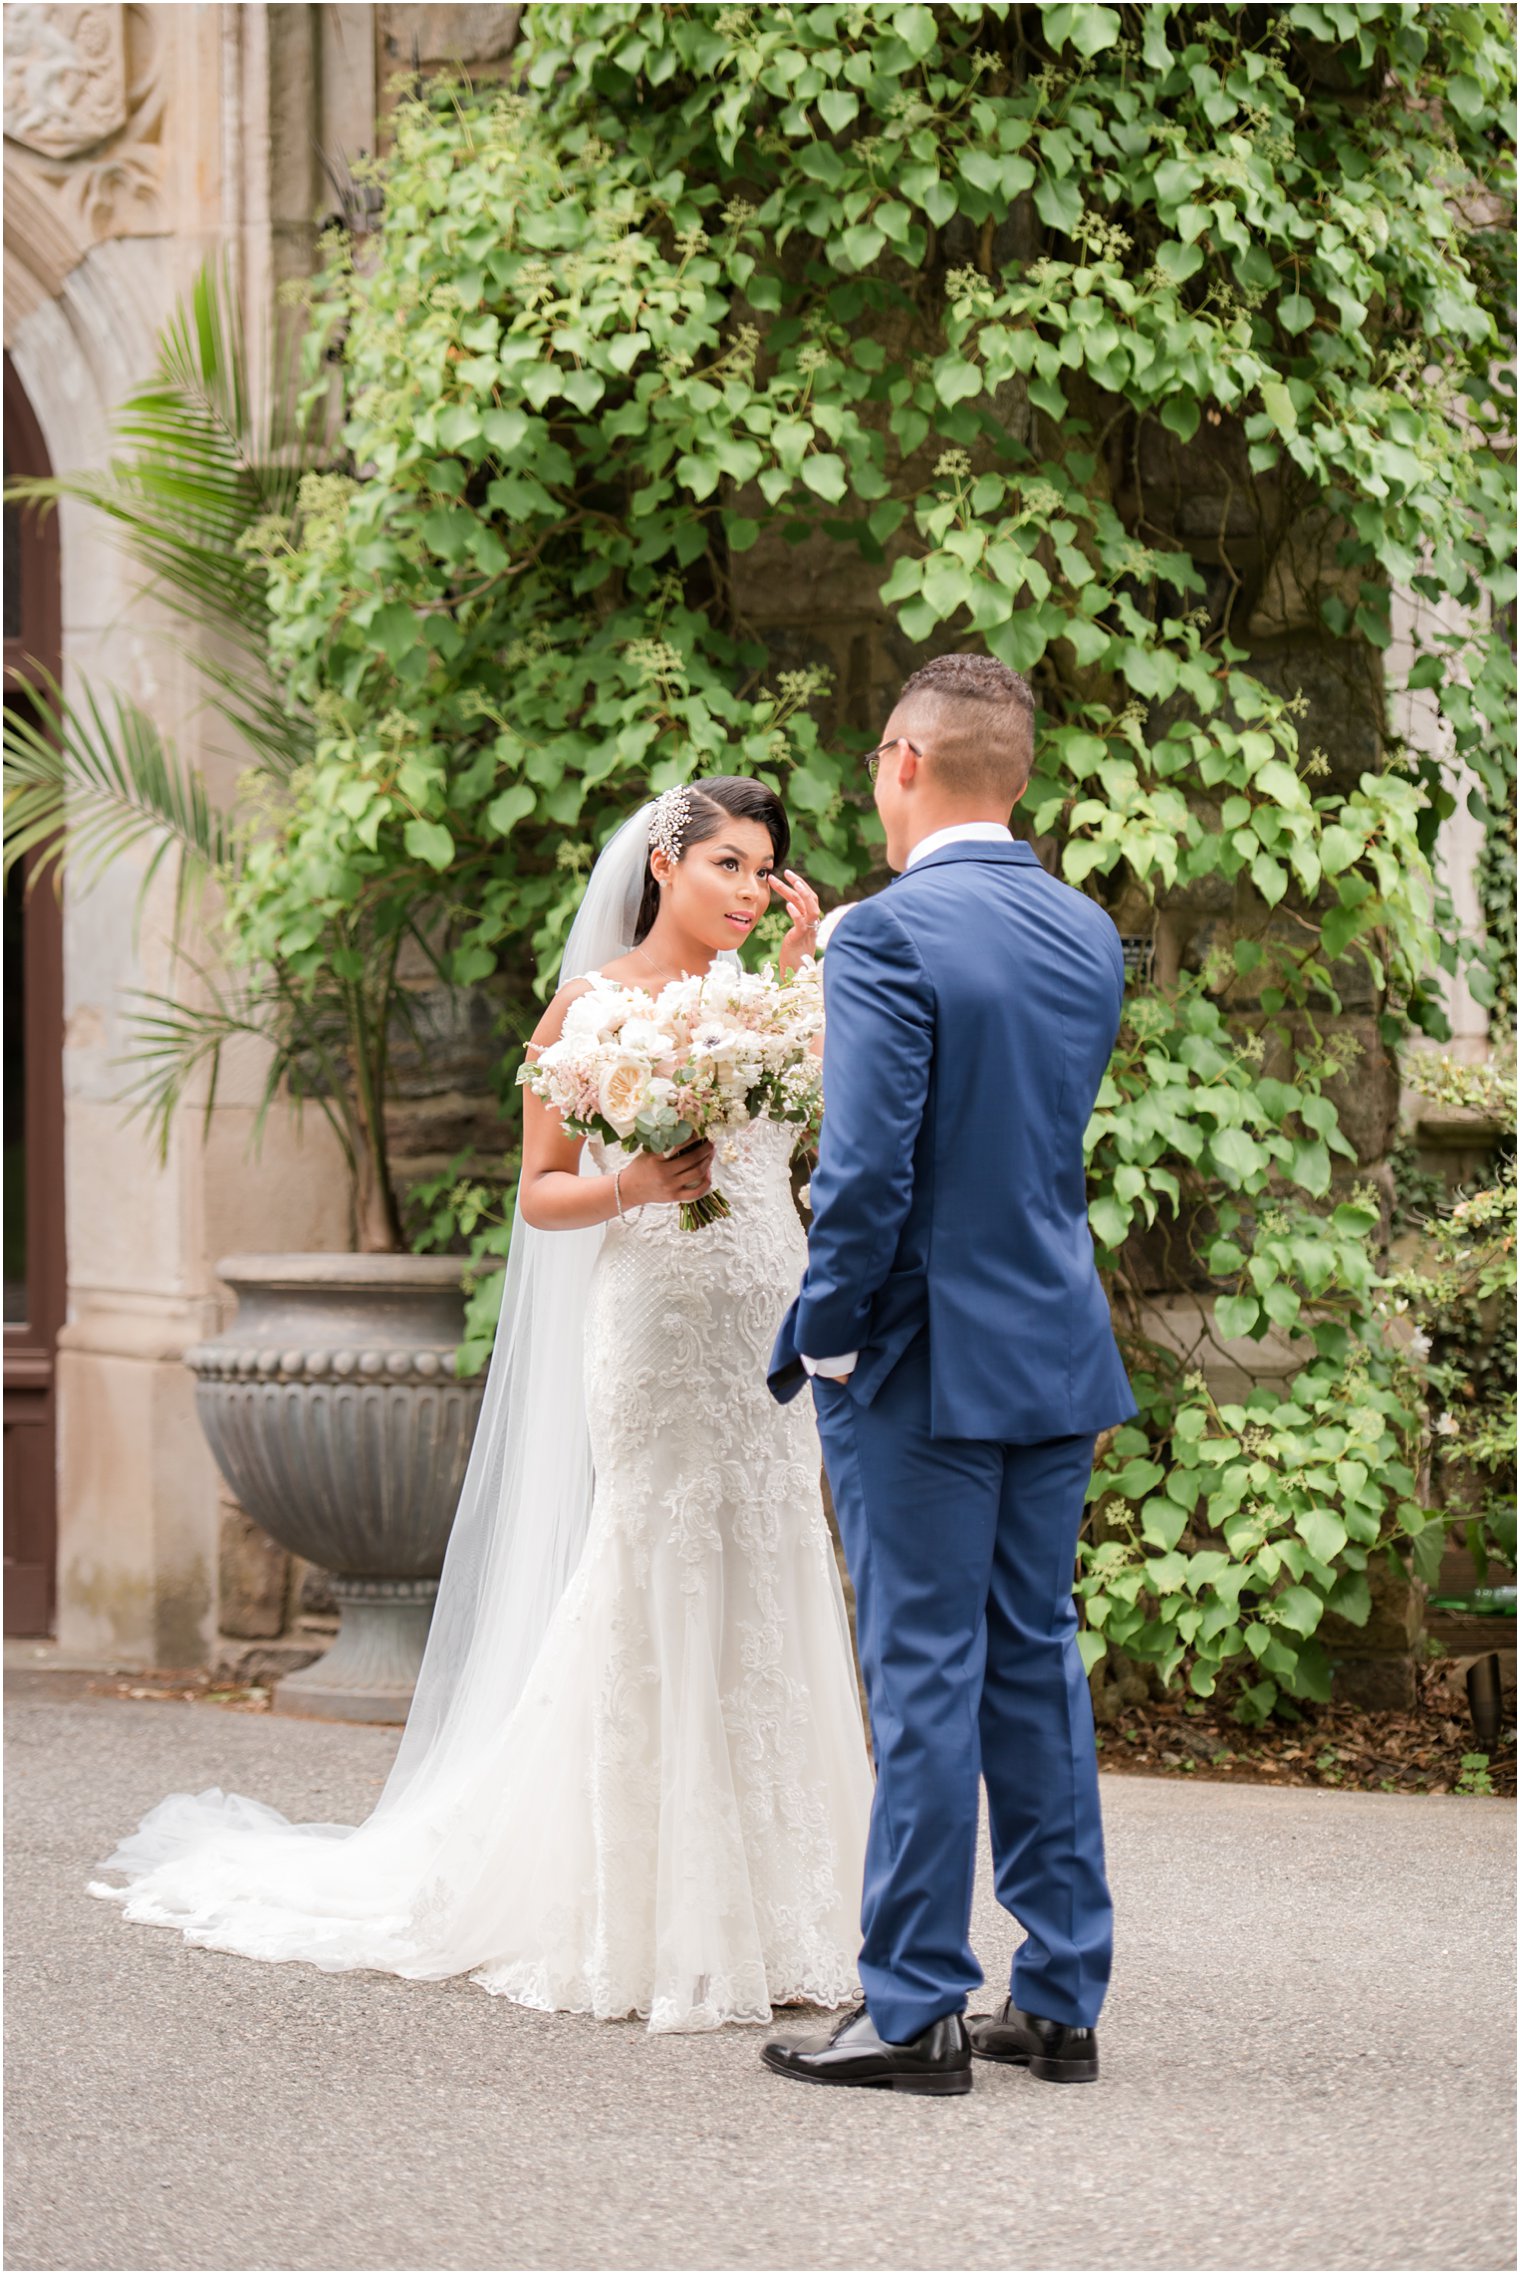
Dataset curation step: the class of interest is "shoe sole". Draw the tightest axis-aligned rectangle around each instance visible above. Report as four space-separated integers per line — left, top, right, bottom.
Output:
970 2045 1098 2085
760 2049 972 2096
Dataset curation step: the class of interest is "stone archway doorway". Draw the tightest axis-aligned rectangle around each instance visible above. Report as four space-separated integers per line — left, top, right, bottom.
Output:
4 351 65 1636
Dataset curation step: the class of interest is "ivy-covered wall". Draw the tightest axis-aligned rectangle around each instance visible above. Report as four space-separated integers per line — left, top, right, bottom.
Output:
235 1 1514 1712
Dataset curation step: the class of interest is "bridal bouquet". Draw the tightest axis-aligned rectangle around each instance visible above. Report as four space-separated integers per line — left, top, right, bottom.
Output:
519 960 824 1229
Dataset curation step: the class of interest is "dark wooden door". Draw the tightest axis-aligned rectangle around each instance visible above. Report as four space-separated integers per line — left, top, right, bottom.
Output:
4 354 65 1636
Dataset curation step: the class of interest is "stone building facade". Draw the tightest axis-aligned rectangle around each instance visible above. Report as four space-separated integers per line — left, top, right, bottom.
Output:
2 2 1495 1675
3 3 523 1668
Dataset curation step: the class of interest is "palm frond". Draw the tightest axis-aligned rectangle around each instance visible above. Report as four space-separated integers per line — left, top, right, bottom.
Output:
2 668 240 940
3 255 322 652
188 650 313 783
116 960 360 1182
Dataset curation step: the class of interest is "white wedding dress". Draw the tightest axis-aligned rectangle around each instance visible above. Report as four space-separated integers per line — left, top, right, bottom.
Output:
92 955 872 2032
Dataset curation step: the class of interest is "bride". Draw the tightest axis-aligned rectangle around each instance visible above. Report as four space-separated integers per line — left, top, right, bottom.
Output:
93 777 873 2034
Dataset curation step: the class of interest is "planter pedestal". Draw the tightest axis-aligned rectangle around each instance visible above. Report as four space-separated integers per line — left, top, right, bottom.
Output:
274 1576 440 1722
186 1255 486 1725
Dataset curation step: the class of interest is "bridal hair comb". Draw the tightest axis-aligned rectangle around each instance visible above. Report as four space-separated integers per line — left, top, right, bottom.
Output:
648 783 694 864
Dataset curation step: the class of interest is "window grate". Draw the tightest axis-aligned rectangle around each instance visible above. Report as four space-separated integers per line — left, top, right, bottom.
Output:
1118 934 1155 989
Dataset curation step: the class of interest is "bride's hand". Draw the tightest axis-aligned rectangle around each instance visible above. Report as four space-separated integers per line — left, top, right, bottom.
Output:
619 1138 715 1210
772 869 821 974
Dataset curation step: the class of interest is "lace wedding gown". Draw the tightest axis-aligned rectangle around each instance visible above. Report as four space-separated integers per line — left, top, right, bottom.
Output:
92 1096 872 2035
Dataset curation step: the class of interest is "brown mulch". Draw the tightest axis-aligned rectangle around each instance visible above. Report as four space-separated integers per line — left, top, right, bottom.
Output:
88 1670 273 1714
1094 1657 1516 1797
85 1658 1518 1798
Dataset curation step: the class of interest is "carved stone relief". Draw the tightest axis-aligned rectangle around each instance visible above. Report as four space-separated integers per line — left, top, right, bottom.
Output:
3 4 164 252
4 4 127 157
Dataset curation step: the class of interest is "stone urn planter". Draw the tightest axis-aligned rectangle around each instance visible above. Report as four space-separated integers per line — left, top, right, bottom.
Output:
185 1255 487 1724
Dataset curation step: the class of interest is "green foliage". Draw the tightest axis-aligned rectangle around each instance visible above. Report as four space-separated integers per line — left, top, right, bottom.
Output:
1079 1339 1431 1724
407 1161 519 1375
9 7 1512 1696
254 1 1512 1001
238 2 1516 1682
1474 775 1517 1031
1381 1049 1517 1579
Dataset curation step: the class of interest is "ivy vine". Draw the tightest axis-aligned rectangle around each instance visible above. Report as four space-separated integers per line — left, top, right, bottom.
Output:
230 1 1514 1713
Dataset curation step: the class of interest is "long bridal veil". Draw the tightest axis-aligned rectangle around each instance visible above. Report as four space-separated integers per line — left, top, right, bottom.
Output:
385 800 655 1806
91 803 663 1972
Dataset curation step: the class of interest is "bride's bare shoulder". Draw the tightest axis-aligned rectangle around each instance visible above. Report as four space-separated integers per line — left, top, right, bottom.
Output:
594 950 650 987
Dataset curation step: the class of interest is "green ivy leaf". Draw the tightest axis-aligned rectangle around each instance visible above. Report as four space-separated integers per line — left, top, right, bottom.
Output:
370 603 421 669
840 223 886 269
1259 378 1298 432
1325 1569 1371 1627
1045 2 1122 59
1033 173 1084 234
485 784 535 838
403 818 455 870
1273 1585 1324 1637
1159 396 1201 443
1297 1507 1348 1563
1140 1495 1189 1551
1155 240 1205 285
1211 1127 1265 1184
1089 1192 1130 1247
935 357 983 407
1215 1292 1262 1338
800 453 848 502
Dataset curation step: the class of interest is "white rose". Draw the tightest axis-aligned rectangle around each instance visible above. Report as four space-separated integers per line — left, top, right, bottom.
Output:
561 994 612 1041
566 988 637 1043
597 1053 651 1136
619 1018 675 1058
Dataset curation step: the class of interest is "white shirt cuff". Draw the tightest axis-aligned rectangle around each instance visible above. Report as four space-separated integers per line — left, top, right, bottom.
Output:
801 1351 858 1380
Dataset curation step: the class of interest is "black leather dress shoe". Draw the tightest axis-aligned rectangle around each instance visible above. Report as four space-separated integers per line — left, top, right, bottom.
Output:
967 1998 1099 2083
761 2004 973 2095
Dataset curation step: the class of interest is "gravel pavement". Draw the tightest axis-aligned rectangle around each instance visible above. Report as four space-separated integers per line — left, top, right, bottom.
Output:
4 1671 1514 2273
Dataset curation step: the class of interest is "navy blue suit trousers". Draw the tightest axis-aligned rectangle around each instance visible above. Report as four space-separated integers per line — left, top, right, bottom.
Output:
814 1337 1112 2042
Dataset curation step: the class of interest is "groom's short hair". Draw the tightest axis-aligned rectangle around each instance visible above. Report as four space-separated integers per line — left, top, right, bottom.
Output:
896 653 1036 802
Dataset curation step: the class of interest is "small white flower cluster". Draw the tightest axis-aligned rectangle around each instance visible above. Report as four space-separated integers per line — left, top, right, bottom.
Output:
520 960 823 1224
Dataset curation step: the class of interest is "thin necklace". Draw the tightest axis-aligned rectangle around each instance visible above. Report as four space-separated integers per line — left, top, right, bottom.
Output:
634 941 700 987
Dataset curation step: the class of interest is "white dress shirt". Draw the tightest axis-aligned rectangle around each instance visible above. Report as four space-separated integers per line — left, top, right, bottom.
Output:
800 821 1015 1381
904 819 1014 868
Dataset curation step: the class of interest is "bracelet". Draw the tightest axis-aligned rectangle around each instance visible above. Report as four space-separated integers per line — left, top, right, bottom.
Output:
611 1166 627 1222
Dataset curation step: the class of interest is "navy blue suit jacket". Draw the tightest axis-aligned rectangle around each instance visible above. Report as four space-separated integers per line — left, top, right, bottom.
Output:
769 839 1137 1443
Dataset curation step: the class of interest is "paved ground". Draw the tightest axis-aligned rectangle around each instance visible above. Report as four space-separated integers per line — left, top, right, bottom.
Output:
5 1672 1515 2273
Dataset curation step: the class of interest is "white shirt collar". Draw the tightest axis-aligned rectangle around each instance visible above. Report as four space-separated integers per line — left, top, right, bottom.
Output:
903 821 1014 870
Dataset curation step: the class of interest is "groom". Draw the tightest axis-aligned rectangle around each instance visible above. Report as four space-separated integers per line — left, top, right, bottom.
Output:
763 652 1137 2097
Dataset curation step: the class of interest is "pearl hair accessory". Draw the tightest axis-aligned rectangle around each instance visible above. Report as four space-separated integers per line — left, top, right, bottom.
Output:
648 783 694 865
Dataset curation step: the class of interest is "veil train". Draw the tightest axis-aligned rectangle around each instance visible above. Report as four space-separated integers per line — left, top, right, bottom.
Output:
91 804 666 1972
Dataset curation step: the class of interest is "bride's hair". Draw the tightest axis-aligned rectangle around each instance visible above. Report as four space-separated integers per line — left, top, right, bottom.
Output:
633 776 790 944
